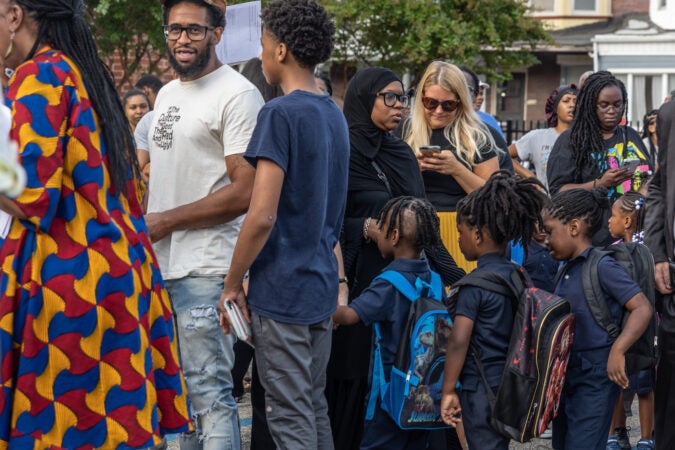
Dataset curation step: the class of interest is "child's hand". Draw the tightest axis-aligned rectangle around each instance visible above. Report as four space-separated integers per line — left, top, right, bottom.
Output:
607 346 628 389
440 392 462 427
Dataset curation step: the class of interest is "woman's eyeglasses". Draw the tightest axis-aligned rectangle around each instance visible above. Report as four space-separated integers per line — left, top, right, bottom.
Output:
422 97 460 112
377 92 410 108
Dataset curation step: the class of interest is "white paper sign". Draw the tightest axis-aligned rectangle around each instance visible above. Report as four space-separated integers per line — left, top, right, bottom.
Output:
216 1 262 65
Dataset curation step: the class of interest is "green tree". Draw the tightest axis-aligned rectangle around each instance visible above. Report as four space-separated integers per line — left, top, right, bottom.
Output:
85 0 165 89
320 0 549 81
85 0 257 89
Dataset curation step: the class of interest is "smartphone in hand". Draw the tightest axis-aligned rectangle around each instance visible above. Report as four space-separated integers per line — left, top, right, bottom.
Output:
223 299 254 348
622 158 641 174
419 145 441 156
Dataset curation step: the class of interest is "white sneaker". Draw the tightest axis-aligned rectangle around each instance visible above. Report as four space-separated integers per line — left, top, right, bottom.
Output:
540 426 553 439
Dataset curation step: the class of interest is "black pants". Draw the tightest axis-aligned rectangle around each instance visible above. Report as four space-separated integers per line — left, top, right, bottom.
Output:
655 327 675 450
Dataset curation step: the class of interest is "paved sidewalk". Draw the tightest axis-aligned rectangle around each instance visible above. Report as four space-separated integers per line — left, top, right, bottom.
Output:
168 394 641 449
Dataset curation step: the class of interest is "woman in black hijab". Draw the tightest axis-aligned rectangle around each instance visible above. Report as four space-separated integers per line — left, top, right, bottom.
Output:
326 67 464 449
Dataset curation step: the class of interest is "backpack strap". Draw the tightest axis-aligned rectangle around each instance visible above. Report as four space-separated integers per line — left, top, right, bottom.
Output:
366 269 443 420
469 343 497 410
365 322 387 420
375 269 443 302
452 270 524 412
581 247 620 339
452 270 522 313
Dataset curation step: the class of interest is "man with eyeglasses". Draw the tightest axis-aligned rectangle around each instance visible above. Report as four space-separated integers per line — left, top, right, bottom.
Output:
145 0 264 448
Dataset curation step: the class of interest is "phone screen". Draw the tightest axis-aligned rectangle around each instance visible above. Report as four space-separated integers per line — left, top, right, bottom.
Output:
419 145 441 155
622 158 641 173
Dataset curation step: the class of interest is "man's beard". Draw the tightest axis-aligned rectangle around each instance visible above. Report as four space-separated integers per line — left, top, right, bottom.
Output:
167 41 213 78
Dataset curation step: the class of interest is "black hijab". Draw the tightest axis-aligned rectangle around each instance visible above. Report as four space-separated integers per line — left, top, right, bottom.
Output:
343 67 425 198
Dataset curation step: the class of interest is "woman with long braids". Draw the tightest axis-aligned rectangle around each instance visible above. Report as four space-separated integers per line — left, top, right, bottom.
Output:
0 1 192 447
547 70 653 246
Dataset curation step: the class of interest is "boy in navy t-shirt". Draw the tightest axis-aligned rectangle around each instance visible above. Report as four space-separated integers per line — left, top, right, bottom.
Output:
333 197 445 449
219 1 349 448
543 189 652 450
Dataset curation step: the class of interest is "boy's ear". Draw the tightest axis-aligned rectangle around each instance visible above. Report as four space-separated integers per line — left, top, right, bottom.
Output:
472 227 482 245
277 41 288 63
390 228 400 246
567 218 580 237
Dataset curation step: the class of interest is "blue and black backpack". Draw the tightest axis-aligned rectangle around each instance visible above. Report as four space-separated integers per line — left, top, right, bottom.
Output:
365 269 453 430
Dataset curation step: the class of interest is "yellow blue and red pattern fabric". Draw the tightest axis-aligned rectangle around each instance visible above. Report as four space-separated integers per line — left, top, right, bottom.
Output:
0 48 192 449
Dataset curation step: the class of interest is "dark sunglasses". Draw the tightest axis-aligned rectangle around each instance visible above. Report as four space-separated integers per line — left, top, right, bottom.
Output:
422 97 460 112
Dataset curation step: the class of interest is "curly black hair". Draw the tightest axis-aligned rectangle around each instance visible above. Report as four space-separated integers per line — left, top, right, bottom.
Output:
162 0 225 28
456 171 548 254
261 0 335 69
545 188 609 238
377 196 441 253
569 70 627 172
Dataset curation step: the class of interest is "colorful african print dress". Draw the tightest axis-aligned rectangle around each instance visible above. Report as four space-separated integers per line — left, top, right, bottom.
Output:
0 48 192 449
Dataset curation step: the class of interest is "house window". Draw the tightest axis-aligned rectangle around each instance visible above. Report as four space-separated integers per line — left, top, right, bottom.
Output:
573 0 596 11
531 0 555 12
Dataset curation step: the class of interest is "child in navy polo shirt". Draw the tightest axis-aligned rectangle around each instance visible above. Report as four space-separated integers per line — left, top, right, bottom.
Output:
440 172 548 450
542 189 652 450
333 196 444 449
606 191 655 450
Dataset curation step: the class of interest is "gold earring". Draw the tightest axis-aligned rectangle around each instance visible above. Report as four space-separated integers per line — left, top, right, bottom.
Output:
4 31 14 59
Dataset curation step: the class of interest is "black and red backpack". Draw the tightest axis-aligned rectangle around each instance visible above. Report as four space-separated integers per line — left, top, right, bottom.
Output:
449 267 575 442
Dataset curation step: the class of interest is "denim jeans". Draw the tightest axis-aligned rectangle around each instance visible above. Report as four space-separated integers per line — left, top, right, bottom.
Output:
165 276 240 450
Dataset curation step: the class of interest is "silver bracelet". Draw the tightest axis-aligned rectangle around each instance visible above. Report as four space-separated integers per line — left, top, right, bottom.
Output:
363 217 372 242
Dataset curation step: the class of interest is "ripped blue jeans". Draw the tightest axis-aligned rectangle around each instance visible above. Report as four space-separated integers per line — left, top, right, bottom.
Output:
165 276 240 450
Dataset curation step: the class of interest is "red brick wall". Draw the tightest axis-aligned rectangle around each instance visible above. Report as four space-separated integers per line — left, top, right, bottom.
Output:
105 48 175 96
612 0 649 15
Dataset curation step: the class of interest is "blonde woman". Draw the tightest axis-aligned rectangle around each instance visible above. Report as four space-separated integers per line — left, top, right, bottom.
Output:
402 61 499 273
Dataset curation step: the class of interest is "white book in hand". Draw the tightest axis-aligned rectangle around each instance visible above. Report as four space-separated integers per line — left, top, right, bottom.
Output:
224 299 254 348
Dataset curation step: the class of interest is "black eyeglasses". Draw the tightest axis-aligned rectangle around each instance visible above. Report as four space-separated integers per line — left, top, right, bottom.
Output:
422 97 460 112
163 24 215 41
377 92 410 108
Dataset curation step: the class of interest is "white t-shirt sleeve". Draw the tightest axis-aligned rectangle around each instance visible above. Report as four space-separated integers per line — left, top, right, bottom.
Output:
134 111 154 151
221 89 264 157
515 130 537 161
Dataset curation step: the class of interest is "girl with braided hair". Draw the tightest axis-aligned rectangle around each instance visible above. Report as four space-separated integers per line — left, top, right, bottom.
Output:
0 0 192 447
440 171 548 450
542 188 652 449
547 71 653 246
607 191 656 450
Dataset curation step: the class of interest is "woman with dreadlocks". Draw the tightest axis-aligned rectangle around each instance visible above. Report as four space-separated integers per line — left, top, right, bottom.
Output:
440 171 548 450
547 71 653 246
0 0 192 447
